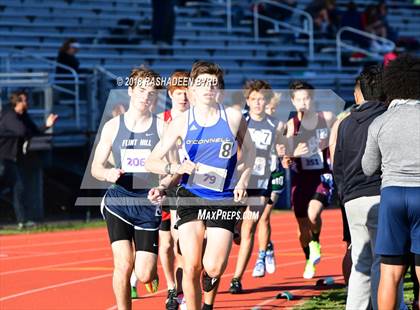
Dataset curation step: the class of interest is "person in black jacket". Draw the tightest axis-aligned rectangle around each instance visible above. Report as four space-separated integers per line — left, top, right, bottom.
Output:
0 90 58 228
56 38 80 75
333 65 404 310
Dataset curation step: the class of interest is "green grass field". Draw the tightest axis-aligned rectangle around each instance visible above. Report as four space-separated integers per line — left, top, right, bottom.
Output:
295 271 417 309
0 220 106 235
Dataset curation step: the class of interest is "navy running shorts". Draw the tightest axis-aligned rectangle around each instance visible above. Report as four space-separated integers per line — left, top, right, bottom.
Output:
376 186 420 256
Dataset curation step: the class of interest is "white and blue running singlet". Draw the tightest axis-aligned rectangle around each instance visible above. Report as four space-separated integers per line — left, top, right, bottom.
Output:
244 112 277 190
112 113 160 193
101 113 161 230
181 104 238 200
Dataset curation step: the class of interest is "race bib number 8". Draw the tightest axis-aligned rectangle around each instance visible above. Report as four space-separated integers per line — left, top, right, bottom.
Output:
301 151 324 170
219 141 233 159
192 163 227 192
120 149 151 173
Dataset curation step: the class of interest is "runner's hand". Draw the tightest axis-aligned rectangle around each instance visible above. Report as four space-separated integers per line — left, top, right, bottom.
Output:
148 187 166 205
282 155 293 168
233 187 247 203
176 160 196 175
105 168 124 183
293 142 309 157
276 144 286 157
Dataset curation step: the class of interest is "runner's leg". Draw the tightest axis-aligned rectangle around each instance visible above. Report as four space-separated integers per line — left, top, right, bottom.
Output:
307 199 323 242
178 220 206 309
202 226 233 306
232 202 265 280
159 229 176 289
111 240 135 310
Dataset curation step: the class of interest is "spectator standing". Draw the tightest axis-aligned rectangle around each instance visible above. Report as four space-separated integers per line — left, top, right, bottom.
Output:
151 0 176 45
0 91 58 229
362 54 420 310
334 66 387 309
56 38 80 75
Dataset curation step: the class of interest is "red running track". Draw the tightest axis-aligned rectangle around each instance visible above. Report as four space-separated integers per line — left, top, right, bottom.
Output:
0 209 345 310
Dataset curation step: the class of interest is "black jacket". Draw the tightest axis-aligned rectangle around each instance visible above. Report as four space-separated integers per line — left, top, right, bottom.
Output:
333 101 387 204
0 109 43 161
55 51 79 75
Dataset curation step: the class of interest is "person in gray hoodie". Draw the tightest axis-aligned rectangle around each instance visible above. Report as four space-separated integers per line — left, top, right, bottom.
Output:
362 54 420 310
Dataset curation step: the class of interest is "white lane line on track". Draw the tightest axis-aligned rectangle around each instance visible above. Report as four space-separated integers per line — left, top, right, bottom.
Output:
0 223 343 262
0 237 108 250
0 257 112 276
0 246 110 261
0 263 166 302
106 244 344 310
0 273 112 302
0 227 105 240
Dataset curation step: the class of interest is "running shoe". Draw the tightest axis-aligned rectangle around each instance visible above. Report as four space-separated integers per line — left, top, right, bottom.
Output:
303 259 315 279
309 240 321 265
177 293 187 310
265 241 276 274
130 286 139 299
229 278 243 294
165 288 179 310
145 276 159 293
252 250 266 277
201 272 219 292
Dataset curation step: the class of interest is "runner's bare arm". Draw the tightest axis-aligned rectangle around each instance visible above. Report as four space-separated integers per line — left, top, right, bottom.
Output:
91 118 122 182
323 111 337 128
329 117 348 166
145 112 192 175
235 114 256 190
275 121 286 157
285 119 296 156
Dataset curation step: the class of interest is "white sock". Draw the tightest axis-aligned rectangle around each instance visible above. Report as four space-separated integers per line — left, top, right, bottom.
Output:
130 271 137 287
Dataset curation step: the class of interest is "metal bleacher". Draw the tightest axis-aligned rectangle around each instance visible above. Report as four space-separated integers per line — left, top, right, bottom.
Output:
0 0 419 141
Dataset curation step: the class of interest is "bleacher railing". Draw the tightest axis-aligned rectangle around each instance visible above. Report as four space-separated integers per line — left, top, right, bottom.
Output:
253 0 314 60
4 49 81 128
0 72 52 116
186 0 232 32
336 26 395 70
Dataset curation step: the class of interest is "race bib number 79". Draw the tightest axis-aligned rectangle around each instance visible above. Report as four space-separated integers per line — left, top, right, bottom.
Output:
120 149 150 173
191 163 227 192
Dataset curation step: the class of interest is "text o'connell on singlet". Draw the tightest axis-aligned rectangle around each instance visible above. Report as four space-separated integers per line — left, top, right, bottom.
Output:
181 104 238 200
244 112 277 190
111 113 160 193
291 112 331 174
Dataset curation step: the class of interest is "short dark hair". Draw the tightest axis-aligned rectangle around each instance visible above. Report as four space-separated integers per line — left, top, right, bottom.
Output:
59 38 78 53
9 90 28 108
289 80 314 98
383 54 420 103
190 61 224 89
355 65 384 102
243 80 273 101
128 66 163 90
